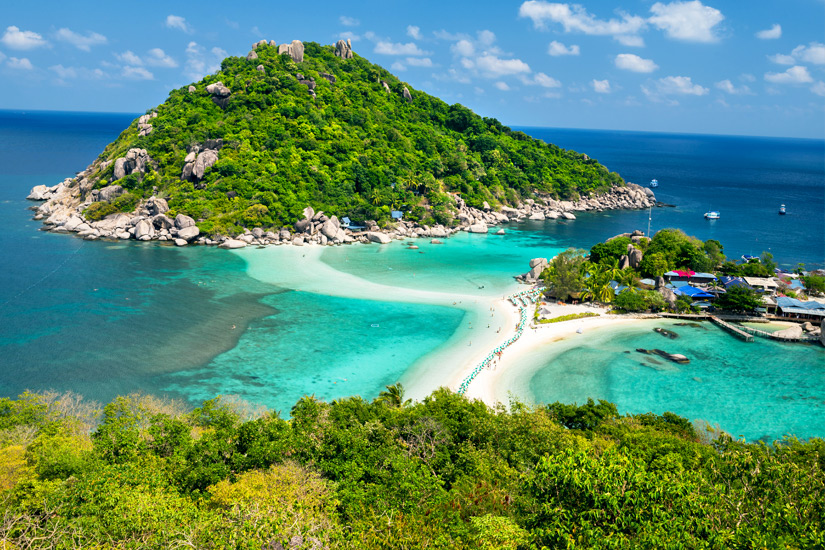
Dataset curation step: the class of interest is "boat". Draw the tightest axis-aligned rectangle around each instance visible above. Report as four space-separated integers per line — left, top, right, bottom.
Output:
649 179 659 188
779 204 786 215
704 211 720 219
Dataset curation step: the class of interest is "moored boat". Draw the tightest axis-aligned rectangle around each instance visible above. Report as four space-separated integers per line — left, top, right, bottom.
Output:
704 211 720 219
779 204 786 215
649 179 659 188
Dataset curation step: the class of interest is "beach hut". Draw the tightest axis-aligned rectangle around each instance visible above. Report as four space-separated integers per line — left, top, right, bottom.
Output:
673 285 715 300
775 297 825 320
664 270 696 282
743 277 780 294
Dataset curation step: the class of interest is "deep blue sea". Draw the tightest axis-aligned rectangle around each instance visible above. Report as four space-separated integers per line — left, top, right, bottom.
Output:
1 110 823 439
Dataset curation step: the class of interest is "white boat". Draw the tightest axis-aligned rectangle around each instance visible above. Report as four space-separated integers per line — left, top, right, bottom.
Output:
704 211 720 220
779 204 786 215
649 179 659 188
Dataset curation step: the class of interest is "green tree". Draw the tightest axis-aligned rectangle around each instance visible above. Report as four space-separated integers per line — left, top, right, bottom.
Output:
582 262 616 303
715 286 762 312
541 248 586 301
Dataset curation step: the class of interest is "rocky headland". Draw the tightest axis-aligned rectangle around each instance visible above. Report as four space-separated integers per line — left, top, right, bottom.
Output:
28 177 656 249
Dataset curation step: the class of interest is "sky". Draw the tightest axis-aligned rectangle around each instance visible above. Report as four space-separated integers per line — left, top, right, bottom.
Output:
1 0 823 139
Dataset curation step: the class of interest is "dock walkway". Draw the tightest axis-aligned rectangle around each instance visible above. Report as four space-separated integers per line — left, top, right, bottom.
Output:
708 315 753 342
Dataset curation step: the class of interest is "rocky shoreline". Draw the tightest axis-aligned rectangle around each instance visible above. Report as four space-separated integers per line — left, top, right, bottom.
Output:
27 161 657 249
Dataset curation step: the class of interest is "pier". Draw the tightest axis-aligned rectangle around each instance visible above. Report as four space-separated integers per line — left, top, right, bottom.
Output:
708 315 753 342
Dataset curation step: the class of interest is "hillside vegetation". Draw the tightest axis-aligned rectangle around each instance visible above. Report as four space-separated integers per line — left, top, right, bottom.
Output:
0 389 822 548
87 41 622 235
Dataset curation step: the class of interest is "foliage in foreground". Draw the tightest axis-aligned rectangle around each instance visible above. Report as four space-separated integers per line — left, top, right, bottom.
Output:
0 389 822 549
83 41 622 235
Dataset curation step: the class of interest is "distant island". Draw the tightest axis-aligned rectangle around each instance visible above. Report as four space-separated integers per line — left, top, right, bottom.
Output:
27 39 654 248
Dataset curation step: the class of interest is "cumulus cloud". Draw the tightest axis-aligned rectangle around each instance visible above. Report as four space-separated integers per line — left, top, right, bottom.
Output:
547 40 579 56
715 79 751 95
116 50 143 66
811 81 825 97
494 81 510 91
615 53 658 73
768 53 796 65
391 61 406 71
615 35 645 47
165 15 192 33
55 28 107 51
476 54 531 76
122 66 153 80
592 79 611 93
184 41 226 80
764 65 813 84
1 26 48 50
793 42 825 65
644 75 708 100
519 1 645 36
339 16 359 27
374 41 428 56
533 72 561 87
451 39 475 57
406 56 432 67
648 1 724 43
49 64 106 81
49 64 77 79
756 24 781 40
407 25 422 39
146 48 178 68
7 57 33 70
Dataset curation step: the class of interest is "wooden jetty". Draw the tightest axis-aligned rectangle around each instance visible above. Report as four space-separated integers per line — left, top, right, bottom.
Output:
708 315 754 342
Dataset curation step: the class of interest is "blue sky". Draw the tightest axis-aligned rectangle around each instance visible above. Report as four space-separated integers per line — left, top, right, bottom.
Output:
1 0 823 138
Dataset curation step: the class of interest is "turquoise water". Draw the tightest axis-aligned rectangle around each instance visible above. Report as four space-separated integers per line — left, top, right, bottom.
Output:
518 320 825 442
1 110 823 440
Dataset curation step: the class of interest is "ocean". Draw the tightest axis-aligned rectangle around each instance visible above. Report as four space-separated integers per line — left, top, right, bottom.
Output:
0 110 822 440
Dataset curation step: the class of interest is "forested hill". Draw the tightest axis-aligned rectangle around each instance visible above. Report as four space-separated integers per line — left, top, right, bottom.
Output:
85 39 623 234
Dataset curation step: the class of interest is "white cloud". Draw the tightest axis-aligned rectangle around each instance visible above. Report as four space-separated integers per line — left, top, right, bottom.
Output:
184 41 225 80
648 1 724 43
533 72 561 87
715 79 751 95
391 61 406 71
407 25 422 39
165 15 192 33
374 41 428 56
452 39 475 57
122 66 153 80
615 35 645 47
547 40 579 56
406 57 432 67
615 53 658 73
768 53 796 65
740 73 755 82
339 16 360 27
478 30 496 46
49 64 77 79
756 24 781 40
1 26 48 50
645 75 708 97
54 28 107 51
339 31 360 42
146 48 177 68
116 51 143 66
764 65 813 84
518 2 646 36
592 79 611 93
793 42 825 65
7 57 33 70
476 54 531 76
811 81 825 97
494 81 510 91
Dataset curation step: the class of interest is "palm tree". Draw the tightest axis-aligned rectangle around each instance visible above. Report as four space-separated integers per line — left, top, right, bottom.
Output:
615 268 640 289
370 189 382 206
378 383 410 407
582 263 616 303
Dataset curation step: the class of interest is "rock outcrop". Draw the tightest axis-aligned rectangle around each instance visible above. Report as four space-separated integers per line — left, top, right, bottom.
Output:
403 87 412 102
246 50 258 61
181 141 223 184
334 39 353 59
137 112 157 137
206 81 231 108
279 40 304 63
113 149 154 181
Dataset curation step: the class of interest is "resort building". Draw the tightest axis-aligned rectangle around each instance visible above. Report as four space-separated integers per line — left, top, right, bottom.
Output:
774 297 825 320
